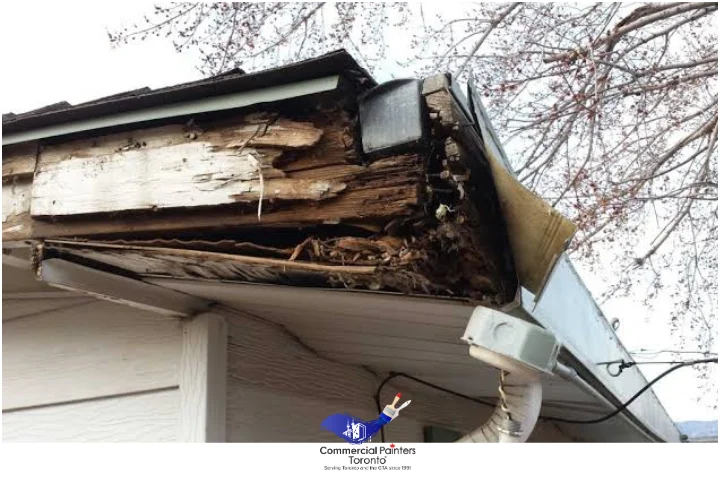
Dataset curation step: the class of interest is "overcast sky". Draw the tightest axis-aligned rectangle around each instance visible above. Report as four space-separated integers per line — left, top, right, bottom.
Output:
1 1 716 423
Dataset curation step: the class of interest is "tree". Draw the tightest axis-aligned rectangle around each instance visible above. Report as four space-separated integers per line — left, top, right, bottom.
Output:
110 3 717 375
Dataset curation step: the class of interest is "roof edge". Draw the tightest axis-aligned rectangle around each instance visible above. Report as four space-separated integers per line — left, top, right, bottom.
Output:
2 49 374 137
3 75 341 146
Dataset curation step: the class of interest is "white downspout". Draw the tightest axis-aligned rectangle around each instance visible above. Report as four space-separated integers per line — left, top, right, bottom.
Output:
456 307 560 443
456 367 543 443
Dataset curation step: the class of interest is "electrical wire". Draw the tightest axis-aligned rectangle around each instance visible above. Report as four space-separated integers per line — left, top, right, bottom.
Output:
600 360 717 365
629 349 717 358
598 357 718 377
541 358 717 424
374 357 717 441
374 371 495 443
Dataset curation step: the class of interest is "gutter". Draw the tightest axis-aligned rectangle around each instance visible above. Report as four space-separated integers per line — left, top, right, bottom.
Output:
441 78 680 442
515 257 680 442
553 360 664 442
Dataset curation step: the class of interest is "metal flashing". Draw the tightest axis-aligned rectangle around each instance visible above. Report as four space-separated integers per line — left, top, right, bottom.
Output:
3 76 340 145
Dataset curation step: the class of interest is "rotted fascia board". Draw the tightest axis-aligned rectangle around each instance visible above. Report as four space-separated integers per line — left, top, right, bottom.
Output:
519 254 681 442
38 258 211 317
441 75 577 296
2 75 340 146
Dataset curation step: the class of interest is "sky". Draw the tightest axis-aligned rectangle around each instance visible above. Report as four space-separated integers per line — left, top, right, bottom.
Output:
1 1 716 424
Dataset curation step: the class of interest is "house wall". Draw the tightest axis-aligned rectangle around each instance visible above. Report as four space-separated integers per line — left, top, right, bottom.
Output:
222 308 570 443
2 299 182 442
2 289 570 442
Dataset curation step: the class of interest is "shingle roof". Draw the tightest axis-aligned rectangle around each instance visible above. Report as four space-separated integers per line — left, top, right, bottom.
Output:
2 50 374 135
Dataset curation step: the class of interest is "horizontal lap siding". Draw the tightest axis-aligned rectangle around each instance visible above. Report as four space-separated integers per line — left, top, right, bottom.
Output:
2 389 179 442
225 310 426 442
2 299 182 442
227 385 423 442
223 308 571 443
224 308 484 443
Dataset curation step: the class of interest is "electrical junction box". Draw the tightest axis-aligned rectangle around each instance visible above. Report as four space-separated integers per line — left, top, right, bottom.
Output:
461 306 560 376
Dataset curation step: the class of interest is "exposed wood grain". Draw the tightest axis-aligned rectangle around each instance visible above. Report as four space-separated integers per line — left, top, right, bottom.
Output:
9 108 423 241
226 119 323 149
44 240 379 290
2 388 179 442
2 143 37 181
179 312 227 442
2 301 182 410
30 115 422 220
28 183 418 239
422 77 575 294
2 180 32 241
424 89 456 133
32 138 339 217
47 239 376 273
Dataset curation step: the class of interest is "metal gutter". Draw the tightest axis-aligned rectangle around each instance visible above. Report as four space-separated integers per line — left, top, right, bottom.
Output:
517 254 681 442
2 75 340 145
554 359 661 442
444 76 679 442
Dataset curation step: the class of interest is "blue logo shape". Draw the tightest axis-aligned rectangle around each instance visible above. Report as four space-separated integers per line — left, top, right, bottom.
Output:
321 393 411 444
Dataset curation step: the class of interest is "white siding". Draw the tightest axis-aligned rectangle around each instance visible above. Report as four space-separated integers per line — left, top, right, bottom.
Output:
2 301 182 410
3 389 179 442
179 313 227 442
2 299 182 442
222 308 569 443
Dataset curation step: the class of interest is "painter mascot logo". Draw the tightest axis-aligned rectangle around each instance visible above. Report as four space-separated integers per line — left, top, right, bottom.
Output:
321 392 411 444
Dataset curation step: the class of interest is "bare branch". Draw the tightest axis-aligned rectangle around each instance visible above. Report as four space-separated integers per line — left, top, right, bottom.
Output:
454 3 521 77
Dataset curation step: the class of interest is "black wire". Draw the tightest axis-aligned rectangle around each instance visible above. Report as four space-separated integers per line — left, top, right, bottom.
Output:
598 359 715 365
374 373 399 443
542 358 717 424
599 358 717 377
374 371 498 442
374 357 717 438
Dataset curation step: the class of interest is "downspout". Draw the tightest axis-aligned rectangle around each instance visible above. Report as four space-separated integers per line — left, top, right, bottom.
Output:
456 307 560 443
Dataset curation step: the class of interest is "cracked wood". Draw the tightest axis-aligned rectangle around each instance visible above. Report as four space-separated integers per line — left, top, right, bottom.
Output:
19 110 423 240
31 121 343 217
